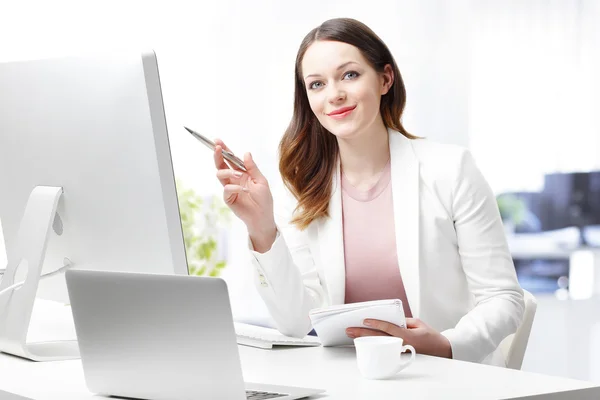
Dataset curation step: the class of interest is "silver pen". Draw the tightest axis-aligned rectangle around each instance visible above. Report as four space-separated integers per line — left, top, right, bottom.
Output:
184 126 247 172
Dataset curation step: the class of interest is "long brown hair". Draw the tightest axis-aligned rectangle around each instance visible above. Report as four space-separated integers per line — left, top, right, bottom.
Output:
279 18 417 230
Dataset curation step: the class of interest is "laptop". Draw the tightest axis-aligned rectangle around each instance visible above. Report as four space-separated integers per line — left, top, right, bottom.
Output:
65 270 325 400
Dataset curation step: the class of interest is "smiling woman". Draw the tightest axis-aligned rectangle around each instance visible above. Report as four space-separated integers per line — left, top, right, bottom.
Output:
210 17 525 366
279 20 418 228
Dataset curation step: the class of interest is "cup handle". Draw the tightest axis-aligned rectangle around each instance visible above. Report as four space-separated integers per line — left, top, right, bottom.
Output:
396 344 416 372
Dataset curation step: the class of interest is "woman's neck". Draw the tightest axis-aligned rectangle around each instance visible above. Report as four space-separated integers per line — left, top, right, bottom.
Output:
337 121 390 191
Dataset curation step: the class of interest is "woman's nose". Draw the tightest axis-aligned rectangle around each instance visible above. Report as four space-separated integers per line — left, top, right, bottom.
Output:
327 84 346 104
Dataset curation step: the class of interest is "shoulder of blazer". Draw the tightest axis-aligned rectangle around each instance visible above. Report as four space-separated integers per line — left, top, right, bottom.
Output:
407 137 471 188
399 136 474 217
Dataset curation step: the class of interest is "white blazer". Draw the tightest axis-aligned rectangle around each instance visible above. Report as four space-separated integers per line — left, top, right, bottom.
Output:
249 128 525 365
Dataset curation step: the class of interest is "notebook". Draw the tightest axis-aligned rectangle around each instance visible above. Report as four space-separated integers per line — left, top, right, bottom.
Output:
234 322 321 349
308 299 406 346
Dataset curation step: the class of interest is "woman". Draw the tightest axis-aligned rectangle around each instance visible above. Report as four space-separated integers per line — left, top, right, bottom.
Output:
213 18 524 366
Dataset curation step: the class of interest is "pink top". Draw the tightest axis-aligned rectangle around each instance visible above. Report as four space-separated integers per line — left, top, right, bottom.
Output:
341 160 413 318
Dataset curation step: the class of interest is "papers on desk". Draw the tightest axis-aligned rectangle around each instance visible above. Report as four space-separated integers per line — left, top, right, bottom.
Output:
309 299 406 347
234 322 321 349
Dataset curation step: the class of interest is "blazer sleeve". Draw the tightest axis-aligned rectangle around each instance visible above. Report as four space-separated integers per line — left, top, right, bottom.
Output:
247 189 326 338
440 149 525 363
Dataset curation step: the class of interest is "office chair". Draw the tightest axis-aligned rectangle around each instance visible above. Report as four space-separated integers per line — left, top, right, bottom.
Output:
498 289 538 370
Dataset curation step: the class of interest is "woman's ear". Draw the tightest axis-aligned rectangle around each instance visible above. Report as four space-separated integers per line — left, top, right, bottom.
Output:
381 64 394 95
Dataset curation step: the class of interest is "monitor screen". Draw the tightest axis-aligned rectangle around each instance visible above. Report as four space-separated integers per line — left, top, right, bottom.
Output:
542 171 600 233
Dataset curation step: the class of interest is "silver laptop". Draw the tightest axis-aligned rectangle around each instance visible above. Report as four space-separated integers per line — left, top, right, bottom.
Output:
65 270 325 400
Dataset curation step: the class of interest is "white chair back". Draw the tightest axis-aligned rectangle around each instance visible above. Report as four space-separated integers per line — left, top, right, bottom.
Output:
498 289 538 369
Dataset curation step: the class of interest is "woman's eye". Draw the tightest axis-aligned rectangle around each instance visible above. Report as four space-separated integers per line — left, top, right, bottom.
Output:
344 71 359 80
309 81 324 90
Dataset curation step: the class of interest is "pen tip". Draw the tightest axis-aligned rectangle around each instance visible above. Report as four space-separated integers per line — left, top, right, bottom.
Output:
183 126 192 133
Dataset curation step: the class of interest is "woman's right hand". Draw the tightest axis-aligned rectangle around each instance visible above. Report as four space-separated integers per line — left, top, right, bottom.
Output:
213 139 277 252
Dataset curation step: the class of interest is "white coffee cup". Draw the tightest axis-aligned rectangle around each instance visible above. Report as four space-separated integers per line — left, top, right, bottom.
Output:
354 336 416 380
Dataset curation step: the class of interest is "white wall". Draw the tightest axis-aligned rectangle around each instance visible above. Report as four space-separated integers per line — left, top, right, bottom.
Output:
468 0 600 193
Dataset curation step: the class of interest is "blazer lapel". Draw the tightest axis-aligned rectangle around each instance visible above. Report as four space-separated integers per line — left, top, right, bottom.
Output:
317 130 421 312
318 159 346 306
389 129 421 317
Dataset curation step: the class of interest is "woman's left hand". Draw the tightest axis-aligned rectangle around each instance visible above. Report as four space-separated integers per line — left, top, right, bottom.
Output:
346 318 453 359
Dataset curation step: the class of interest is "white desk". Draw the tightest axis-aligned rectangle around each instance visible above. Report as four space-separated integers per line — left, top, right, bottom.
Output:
0 300 598 399
0 344 599 399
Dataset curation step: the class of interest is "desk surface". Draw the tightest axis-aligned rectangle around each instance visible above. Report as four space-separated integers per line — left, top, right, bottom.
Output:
0 344 598 400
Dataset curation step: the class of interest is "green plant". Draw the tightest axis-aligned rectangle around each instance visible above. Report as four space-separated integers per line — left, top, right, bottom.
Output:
176 179 232 277
497 194 526 225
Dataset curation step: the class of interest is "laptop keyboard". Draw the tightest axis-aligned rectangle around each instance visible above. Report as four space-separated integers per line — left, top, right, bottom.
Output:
246 389 287 399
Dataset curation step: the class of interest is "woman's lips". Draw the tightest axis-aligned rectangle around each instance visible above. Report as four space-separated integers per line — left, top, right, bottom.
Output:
327 105 356 120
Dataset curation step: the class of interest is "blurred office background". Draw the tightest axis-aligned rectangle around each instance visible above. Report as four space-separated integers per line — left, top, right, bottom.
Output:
1 0 599 383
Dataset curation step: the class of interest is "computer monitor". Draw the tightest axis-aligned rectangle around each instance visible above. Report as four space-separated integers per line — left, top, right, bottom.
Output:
543 171 600 246
0 50 188 306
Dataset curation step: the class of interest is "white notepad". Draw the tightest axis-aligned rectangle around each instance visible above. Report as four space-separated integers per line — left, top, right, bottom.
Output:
308 299 406 346
234 322 321 349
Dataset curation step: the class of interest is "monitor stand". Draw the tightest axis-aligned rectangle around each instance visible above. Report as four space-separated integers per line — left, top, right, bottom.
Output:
577 225 592 248
0 186 80 361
